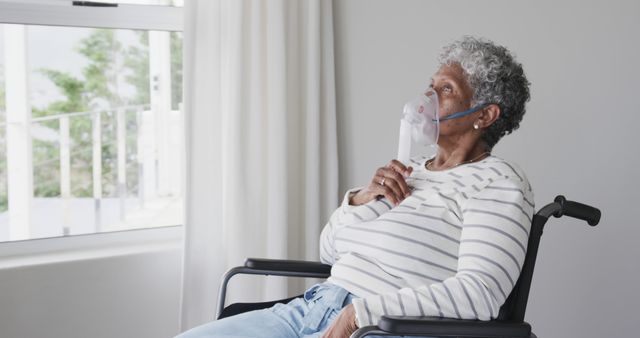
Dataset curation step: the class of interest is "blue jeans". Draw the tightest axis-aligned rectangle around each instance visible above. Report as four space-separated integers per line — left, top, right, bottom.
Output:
176 282 430 338
176 283 353 338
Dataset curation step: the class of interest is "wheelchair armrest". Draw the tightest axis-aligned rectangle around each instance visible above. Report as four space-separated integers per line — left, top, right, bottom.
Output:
351 316 531 337
217 258 331 318
244 258 331 276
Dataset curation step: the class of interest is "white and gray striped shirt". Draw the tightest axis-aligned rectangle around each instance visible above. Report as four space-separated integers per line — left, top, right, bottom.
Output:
319 155 534 327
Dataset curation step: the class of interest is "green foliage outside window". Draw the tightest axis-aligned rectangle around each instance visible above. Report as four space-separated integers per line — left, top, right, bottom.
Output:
0 66 5 110
171 32 183 110
0 28 182 212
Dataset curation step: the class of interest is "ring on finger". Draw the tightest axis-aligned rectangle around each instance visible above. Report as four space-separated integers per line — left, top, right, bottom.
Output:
380 177 386 186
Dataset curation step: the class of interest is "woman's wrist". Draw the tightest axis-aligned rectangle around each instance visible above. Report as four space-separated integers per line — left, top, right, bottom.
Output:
350 191 374 206
348 190 364 206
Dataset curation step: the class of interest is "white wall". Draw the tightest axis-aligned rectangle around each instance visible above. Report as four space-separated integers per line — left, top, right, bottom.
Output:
333 0 638 337
0 245 182 338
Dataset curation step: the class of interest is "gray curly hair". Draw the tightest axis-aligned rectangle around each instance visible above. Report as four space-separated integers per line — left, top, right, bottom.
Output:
438 36 531 149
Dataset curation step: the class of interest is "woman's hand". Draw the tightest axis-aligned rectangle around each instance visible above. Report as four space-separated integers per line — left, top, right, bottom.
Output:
321 303 358 338
350 160 413 206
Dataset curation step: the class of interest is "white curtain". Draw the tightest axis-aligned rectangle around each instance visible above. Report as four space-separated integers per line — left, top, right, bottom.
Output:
179 0 338 331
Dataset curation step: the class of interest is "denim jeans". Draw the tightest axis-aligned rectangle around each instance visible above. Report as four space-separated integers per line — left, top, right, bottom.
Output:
175 282 431 338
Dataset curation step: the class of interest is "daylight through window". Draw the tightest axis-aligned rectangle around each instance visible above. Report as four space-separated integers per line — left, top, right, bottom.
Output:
0 24 183 242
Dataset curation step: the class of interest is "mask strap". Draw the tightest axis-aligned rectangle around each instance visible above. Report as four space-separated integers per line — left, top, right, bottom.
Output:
437 103 490 122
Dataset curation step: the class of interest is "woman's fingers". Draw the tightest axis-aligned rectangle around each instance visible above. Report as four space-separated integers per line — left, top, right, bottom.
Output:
372 178 395 204
378 167 411 198
356 160 414 207
375 182 399 205
382 174 406 200
374 170 409 205
387 160 413 196
388 160 413 177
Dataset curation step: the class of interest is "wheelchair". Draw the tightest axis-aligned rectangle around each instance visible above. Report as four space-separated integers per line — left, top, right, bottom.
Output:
216 195 601 337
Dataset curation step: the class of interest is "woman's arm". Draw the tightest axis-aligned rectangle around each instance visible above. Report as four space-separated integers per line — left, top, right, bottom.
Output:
319 159 415 265
319 188 394 264
350 176 534 326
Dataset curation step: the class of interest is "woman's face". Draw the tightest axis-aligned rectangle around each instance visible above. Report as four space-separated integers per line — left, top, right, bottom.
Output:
430 63 476 138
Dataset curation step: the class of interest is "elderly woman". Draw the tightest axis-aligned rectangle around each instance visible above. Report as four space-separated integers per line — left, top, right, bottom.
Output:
177 36 533 338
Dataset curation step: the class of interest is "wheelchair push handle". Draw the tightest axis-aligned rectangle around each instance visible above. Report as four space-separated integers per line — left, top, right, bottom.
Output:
554 195 601 226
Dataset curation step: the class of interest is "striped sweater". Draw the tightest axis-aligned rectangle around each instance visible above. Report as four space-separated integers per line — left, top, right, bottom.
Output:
319 155 534 327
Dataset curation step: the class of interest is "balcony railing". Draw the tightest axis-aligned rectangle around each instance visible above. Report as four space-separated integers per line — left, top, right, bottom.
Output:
0 104 183 242
1 24 182 242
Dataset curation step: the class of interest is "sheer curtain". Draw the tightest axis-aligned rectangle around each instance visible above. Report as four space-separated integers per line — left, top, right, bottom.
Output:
179 0 338 331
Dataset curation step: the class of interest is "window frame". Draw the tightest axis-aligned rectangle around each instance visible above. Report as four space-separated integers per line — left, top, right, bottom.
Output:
0 0 185 260
0 1 182 31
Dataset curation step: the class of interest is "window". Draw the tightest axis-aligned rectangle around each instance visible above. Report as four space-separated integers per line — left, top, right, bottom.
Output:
77 0 184 6
0 1 183 242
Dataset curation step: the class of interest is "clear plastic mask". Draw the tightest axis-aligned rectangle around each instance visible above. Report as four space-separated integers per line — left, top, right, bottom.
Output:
397 88 490 165
397 89 439 164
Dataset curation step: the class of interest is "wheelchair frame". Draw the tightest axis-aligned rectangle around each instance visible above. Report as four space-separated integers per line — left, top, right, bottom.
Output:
216 195 600 337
